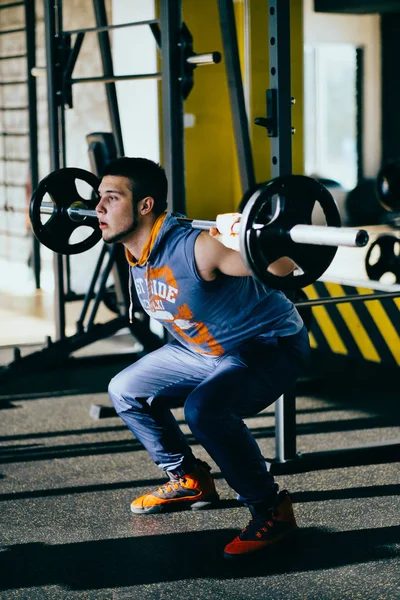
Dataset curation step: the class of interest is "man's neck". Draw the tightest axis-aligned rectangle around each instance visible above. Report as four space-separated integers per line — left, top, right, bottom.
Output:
124 216 158 261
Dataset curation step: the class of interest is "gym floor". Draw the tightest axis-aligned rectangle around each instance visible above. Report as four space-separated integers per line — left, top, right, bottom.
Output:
0 262 399 599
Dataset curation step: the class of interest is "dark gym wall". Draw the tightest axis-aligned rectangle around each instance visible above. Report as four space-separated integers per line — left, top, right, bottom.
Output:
381 12 400 165
315 0 400 13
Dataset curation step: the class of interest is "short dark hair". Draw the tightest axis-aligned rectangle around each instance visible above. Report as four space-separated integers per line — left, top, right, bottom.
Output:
101 157 168 215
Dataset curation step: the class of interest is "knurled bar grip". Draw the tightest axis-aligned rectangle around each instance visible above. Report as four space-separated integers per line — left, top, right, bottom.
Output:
39 203 369 248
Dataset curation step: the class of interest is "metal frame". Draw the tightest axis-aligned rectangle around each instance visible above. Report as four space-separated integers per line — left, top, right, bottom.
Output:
0 0 220 383
266 0 293 179
356 47 364 183
262 0 399 470
0 0 40 287
92 0 124 157
159 0 186 213
219 0 399 469
217 0 256 192
25 0 40 289
40 0 185 342
265 0 296 464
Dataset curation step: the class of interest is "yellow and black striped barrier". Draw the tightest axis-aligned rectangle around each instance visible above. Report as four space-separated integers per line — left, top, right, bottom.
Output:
303 280 400 367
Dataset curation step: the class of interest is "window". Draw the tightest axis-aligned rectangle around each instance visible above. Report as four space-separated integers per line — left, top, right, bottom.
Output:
304 44 358 190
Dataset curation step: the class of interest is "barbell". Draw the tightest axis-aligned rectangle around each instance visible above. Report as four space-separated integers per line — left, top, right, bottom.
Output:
29 167 369 291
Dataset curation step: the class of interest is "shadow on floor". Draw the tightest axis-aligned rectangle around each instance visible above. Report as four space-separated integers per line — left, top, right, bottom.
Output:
0 480 398 505
1 350 399 412
1 525 399 592
0 354 136 399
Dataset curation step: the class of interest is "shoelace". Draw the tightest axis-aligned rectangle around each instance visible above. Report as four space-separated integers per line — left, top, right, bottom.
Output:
241 514 275 540
157 477 187 495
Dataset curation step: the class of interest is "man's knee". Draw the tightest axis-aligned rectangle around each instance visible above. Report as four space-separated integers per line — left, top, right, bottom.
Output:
108 372 143 414
108 375 126 414
185 392 246 439
184 393 222 434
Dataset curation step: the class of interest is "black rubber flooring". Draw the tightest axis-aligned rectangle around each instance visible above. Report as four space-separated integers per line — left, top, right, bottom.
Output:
0 351 399 599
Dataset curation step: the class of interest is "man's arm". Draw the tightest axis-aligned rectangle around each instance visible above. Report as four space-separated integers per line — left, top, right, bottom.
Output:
194 231 251 280
194 213 296 281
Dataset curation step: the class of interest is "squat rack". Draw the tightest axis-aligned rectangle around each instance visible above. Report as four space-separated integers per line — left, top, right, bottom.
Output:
250 0 399 471
215 0 399 471
217 0 297 465
0 0 221 384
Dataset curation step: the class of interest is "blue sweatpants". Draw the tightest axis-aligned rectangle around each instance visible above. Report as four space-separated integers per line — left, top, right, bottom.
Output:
108 326 310 504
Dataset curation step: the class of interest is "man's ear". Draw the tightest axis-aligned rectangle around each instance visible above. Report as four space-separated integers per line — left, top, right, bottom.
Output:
139 196 155 215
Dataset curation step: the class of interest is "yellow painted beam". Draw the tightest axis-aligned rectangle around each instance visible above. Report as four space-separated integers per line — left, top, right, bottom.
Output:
308 330 318 348
306 285 348 354
357 287 400 366
324 283 380 363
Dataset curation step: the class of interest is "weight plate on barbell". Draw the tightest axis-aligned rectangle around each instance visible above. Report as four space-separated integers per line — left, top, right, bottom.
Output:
29 167 102 255
365 235 400 283
239 175 341 290
376 161 400 212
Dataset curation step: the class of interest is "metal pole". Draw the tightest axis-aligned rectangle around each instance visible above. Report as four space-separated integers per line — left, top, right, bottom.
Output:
275 388 297 462
24 0 41 289
92 0 129 329
268 0 297 463
268 0 292 179
217 0 256 192
160 0 186 213
356 47 364 183
92 0 125 156
44 0 66 340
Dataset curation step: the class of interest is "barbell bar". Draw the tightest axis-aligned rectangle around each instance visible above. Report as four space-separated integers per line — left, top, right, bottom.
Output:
38 205 368 249
189 219 368 248
30 167 370 291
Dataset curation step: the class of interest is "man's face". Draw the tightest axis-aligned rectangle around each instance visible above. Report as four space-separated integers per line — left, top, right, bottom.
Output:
96 175 138 244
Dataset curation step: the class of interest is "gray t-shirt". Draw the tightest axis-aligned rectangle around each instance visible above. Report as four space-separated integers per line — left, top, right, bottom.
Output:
130 213 304 356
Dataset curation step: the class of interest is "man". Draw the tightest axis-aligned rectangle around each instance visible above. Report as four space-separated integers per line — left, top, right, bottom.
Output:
96 157 310 560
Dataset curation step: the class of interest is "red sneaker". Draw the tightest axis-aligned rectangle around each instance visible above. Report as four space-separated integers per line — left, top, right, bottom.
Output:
131 460 219 514
224 490 297 560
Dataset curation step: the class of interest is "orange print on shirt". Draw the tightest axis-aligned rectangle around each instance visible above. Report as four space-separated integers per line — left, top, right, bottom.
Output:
172 304 224 357
147 265 178 312
150 266 178 289
147 266 224 356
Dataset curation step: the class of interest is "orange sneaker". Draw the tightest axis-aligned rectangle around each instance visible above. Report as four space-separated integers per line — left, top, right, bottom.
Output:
223 490 297 560
130 460 219 514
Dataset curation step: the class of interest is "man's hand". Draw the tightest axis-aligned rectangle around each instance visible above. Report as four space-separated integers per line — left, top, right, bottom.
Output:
209 213 241 252
204 211 297 279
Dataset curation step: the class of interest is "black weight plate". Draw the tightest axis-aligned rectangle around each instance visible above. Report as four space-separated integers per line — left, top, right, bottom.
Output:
376 161 400 212
239 175 341 290
30 167 101 255
365 235 400 283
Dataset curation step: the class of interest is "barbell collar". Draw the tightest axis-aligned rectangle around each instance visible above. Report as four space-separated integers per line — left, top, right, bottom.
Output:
68 203 98 221
186 52 222 66
40 201 98 221
40 202 56 215
287 224 369 248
